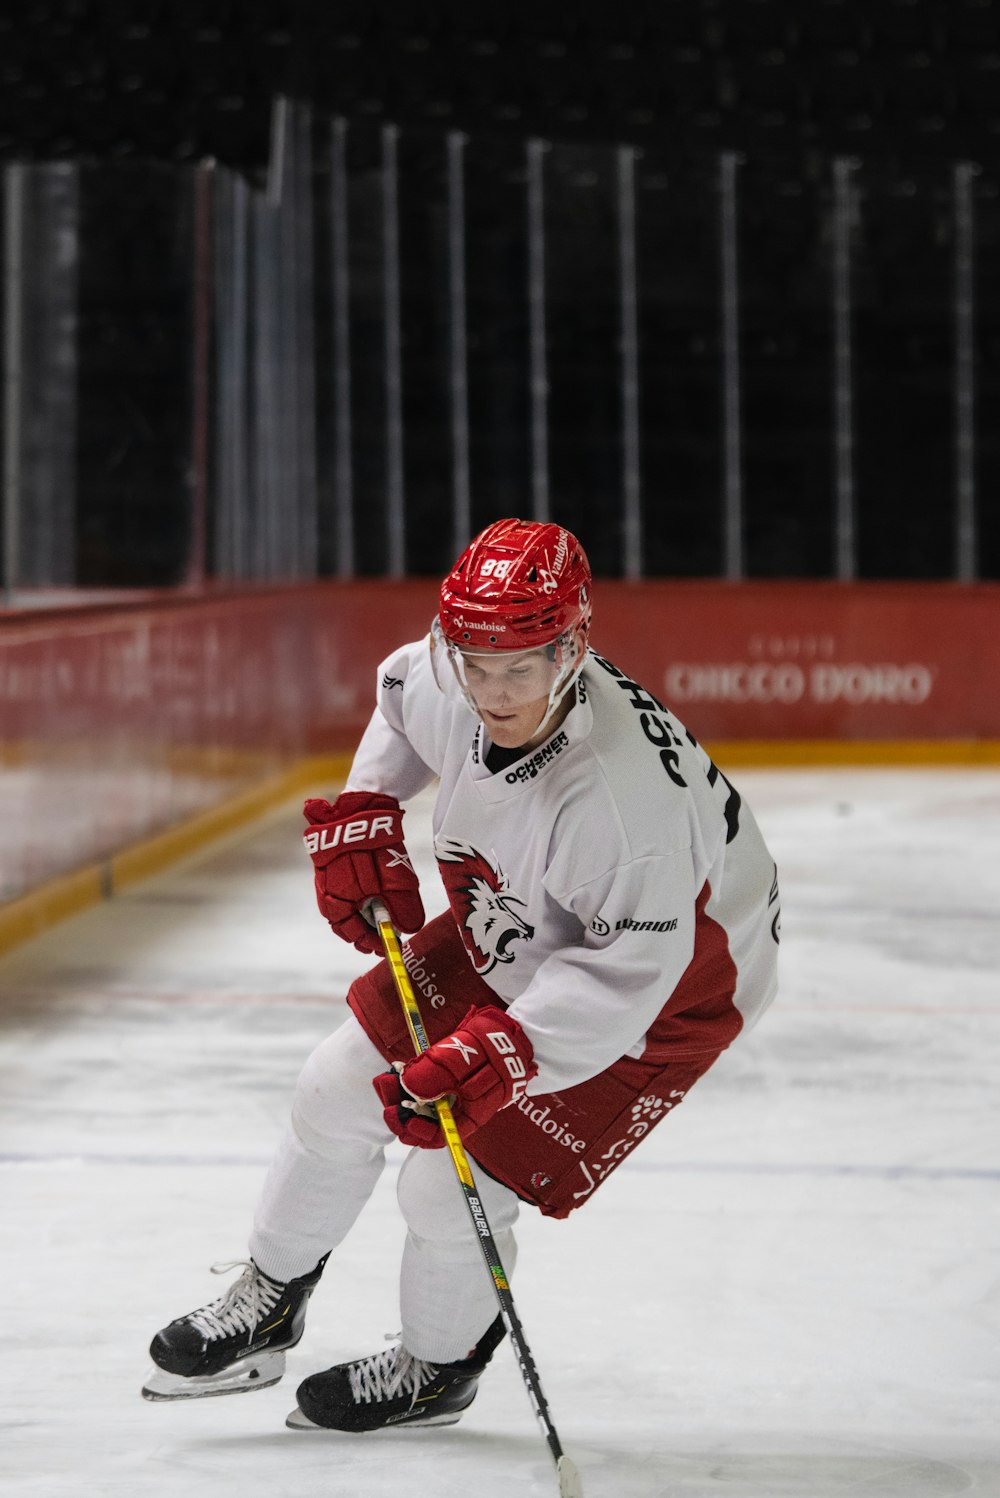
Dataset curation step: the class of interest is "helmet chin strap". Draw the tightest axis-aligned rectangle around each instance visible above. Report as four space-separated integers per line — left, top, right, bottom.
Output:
523 664 582 744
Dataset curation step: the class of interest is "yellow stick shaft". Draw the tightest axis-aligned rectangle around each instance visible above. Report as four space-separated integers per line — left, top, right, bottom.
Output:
369 900 582 1494
375 909 477 1190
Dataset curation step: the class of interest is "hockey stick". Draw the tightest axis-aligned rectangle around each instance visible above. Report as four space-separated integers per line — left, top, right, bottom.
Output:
371 901 583 1498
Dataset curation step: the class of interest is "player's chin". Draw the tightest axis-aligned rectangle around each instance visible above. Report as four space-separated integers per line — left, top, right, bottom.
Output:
479 710 520 740
481 711 529 745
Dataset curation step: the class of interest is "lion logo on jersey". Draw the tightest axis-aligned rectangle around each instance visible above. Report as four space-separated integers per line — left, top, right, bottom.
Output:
435 837 534 975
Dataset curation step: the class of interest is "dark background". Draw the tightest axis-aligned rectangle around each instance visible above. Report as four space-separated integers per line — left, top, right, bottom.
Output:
3 0 1000 583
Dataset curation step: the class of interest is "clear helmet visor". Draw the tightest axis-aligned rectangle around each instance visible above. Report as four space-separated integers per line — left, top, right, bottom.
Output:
430 616 587 733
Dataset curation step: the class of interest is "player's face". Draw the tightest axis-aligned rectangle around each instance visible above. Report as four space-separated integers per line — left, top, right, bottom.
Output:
458 648 562 750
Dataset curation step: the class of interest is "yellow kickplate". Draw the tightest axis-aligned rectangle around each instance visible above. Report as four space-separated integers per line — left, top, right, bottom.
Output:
0 753 353 958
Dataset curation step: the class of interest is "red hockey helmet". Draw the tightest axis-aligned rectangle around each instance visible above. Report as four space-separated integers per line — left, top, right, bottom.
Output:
433 519 593 731
437 518 592 651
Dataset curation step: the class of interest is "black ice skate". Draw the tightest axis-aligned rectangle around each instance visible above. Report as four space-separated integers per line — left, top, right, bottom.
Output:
142 1256 327 1401
286 1315 506 1432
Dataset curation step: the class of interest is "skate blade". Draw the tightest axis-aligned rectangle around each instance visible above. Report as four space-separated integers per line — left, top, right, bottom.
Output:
285 1407 323 1429
141 1349 286 1401
285 1406 464 1432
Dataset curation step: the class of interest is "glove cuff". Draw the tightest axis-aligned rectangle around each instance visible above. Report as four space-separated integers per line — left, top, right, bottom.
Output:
303 790 401 825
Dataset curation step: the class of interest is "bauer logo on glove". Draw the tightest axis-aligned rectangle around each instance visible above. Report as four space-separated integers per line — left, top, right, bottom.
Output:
303 791 425 954
373 1004 537 1146
304 815 398 855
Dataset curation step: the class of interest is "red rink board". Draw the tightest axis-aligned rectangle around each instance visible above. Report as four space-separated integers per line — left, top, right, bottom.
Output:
594 580 1000 741
1 579 998 903
3 579 996 749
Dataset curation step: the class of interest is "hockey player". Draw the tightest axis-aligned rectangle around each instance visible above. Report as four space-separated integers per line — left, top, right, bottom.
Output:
143 517 780 1432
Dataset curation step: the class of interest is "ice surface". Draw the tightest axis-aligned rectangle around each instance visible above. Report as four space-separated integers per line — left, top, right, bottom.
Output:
1 770 998 1498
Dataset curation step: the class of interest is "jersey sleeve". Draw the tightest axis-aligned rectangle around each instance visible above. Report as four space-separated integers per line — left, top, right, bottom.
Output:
505 849 699 1094
344 641 440 802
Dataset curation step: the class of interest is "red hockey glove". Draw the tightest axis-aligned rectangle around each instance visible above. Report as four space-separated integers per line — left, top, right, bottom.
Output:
373 1005 537 1147
303 791 425 954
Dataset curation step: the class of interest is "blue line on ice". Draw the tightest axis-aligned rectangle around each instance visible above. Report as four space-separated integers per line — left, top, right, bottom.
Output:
1 1151 996 1181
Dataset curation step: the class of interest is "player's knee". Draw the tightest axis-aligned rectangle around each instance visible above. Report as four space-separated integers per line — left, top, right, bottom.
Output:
397 1165 467 1241
396 1152 519 1242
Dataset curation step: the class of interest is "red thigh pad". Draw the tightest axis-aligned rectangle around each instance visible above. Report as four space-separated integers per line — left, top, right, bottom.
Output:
347 912 724 1218
468 1050 720 1217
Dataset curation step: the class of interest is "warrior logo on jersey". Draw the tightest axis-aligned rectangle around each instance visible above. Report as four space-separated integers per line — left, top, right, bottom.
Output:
435 837 534 975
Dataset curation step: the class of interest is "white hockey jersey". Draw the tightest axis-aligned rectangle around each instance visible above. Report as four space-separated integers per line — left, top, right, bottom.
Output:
345 637 779 1096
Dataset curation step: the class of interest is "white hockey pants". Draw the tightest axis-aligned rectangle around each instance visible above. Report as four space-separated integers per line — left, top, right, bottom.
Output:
249 1012 519 1363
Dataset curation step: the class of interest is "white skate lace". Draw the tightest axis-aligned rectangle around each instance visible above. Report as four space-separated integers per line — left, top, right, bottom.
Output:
187 1260 284 1345
347 1334 437 1407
